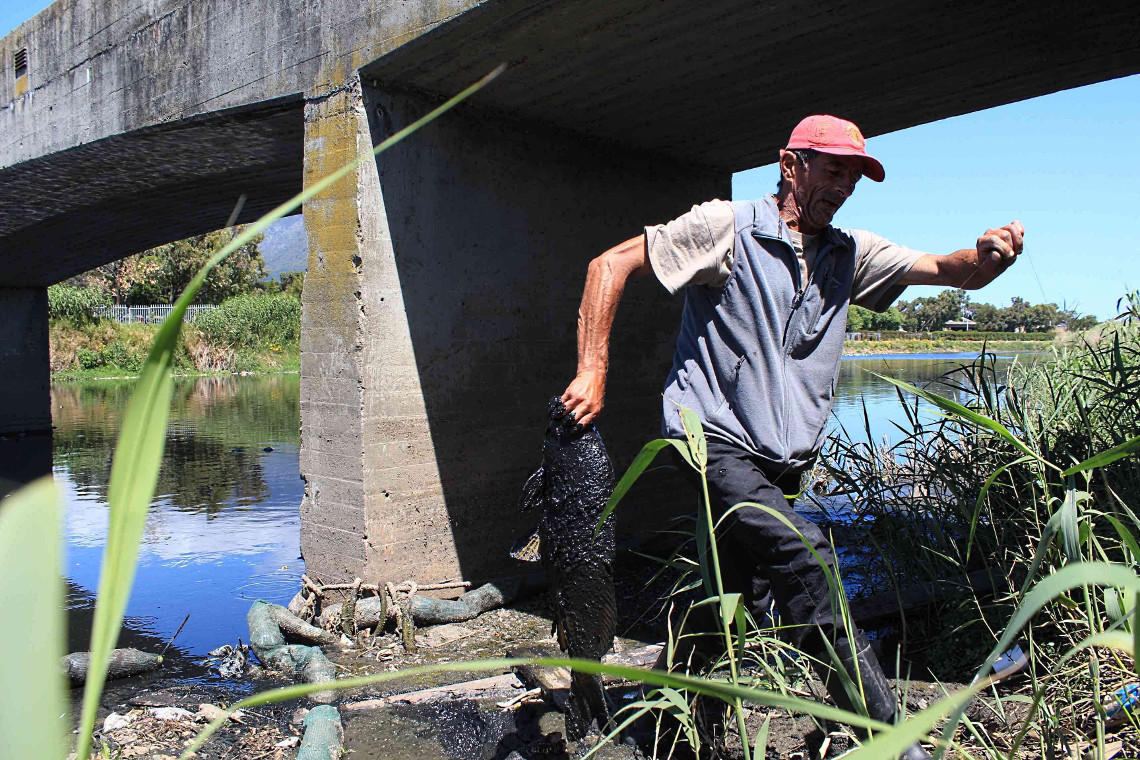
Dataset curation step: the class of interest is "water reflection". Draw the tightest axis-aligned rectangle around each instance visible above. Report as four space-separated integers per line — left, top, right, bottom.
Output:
832 352 1029 444
54 375 304 657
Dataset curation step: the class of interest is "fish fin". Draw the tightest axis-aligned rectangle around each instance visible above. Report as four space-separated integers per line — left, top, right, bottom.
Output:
509 523 542 563
518 467 544 512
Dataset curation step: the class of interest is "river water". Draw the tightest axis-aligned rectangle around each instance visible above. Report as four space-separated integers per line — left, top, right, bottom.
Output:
53 353 1027 660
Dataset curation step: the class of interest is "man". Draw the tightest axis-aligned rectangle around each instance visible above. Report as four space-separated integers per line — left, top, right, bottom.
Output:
559 114 1023 759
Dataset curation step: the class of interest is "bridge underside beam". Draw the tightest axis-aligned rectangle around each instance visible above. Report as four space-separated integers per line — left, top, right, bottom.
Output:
0 97 304 286
364 0 1140 172
298 79 726 583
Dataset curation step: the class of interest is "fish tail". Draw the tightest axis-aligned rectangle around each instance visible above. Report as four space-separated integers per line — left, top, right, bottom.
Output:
566 669 611 742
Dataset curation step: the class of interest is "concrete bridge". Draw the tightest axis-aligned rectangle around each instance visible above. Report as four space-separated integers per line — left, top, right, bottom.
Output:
3 0 1139 585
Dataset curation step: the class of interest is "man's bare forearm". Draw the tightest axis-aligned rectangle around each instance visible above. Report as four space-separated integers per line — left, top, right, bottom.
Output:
900 221 1024 290
577 234 652 374
561 234 653 425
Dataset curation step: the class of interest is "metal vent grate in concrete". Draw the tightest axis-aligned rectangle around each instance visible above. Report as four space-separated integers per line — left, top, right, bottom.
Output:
14 48 27 79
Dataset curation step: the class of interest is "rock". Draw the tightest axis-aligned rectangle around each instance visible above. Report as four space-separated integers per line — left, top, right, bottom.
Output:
415 623 474 649
196 704 245 724
149 707 195 722
537 709 565 736
102 712 135 732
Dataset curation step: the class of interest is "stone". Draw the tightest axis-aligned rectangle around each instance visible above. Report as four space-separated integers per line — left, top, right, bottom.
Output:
102 712 134 732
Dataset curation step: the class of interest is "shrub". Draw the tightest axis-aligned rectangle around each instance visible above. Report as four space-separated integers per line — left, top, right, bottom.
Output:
47 285 110 325
191 293 300 348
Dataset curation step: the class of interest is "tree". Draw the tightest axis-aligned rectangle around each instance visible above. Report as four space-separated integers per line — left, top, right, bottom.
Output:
66 227 267 305
154 228 267 304
898 289 969 331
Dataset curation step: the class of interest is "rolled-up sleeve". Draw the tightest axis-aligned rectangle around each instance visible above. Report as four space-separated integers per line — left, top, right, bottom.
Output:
850 229 928 312
645 200 735 295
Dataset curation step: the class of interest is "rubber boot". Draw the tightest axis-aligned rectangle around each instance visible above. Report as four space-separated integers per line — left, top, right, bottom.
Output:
826 633 931 760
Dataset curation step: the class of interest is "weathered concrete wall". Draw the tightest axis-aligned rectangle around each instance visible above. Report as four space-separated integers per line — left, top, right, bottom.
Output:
1 0 487 284
1 0 484 165
299 79 726 584
0 288 50 434
297 80 370 582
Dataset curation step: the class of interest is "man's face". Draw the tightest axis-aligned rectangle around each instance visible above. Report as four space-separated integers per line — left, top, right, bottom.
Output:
786 152 863 231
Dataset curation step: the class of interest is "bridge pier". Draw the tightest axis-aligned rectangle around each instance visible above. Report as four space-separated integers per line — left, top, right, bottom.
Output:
0 288 51 435
299 76 727 585
0 288 52 495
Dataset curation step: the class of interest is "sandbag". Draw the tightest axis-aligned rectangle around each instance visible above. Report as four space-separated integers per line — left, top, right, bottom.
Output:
63 648 162 685
247 601 337 703
297 705 343 760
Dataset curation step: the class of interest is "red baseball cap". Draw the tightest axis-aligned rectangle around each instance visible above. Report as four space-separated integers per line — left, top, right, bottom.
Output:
785 115 885 182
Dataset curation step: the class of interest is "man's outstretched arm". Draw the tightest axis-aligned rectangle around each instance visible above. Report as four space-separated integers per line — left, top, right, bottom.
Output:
560 234 654 427
901 221 1025 289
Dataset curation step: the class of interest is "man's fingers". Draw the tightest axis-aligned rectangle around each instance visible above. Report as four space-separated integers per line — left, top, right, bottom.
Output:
1008 220 1025 254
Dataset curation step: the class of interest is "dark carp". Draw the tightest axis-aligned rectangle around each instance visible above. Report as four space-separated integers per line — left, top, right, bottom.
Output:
514 397 617 742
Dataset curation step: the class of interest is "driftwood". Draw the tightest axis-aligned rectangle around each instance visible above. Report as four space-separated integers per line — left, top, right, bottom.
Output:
296 705 343 760
507 642 664 710
63 648 162 685
248 601 337 703
342 673 524 710
260 601 342 647
315 578 540 631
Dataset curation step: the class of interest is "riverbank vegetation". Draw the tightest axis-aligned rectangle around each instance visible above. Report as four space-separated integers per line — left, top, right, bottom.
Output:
48 287 301 378
809 293 1140 757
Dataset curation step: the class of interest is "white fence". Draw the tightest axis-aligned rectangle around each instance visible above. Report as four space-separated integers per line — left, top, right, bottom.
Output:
93 304 218 324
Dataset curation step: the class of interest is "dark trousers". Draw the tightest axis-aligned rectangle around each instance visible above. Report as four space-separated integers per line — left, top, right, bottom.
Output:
673 440 838 655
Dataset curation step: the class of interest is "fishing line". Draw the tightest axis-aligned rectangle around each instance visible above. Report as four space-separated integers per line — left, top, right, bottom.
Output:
1022 247 1051 305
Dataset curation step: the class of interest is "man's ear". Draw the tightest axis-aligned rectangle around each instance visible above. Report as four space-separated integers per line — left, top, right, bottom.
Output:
778 149 796 182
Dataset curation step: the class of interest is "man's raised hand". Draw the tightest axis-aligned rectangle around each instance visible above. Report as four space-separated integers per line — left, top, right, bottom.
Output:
978 220 1025 267
971 220 1025 287
559 368 606 428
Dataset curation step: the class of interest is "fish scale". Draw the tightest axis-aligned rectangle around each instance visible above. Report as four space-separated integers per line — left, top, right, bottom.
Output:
516 397 617 742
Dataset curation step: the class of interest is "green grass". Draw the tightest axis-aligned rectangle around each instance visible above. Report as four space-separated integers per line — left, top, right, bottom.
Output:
843 338 1048 355
48 296 302 378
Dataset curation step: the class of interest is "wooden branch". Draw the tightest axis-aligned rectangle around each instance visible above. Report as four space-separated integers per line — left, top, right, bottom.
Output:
342 673 523 710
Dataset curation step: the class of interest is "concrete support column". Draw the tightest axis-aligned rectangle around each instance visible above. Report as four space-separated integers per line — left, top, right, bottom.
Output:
0 287 52 496
298 81 372 582
0 288 51 434
300 77 728 585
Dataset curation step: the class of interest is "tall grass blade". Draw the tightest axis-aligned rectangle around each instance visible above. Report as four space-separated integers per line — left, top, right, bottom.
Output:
1059 479 1084 564
1061 434 1140 476
73 65 506 760
752 713 772 760
0 478 65 760
1104 514 1140 565
939 562 1140 752
597 438 693 530
872 372 1042 462
967 454 1034 561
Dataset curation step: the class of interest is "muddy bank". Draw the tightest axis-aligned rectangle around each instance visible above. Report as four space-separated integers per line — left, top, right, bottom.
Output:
71 544 1063 760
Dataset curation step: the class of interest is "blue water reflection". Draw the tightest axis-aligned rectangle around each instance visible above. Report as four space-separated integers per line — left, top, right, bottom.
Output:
54 375 305 656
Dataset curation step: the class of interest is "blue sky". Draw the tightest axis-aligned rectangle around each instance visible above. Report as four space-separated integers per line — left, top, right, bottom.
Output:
734 75 1139 321
6 1 1136 320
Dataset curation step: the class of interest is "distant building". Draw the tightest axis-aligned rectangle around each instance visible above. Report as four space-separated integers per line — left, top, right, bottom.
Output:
944 319 978 331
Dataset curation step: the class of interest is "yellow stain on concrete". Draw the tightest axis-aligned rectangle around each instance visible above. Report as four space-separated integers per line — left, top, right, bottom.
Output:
302 87 364 344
